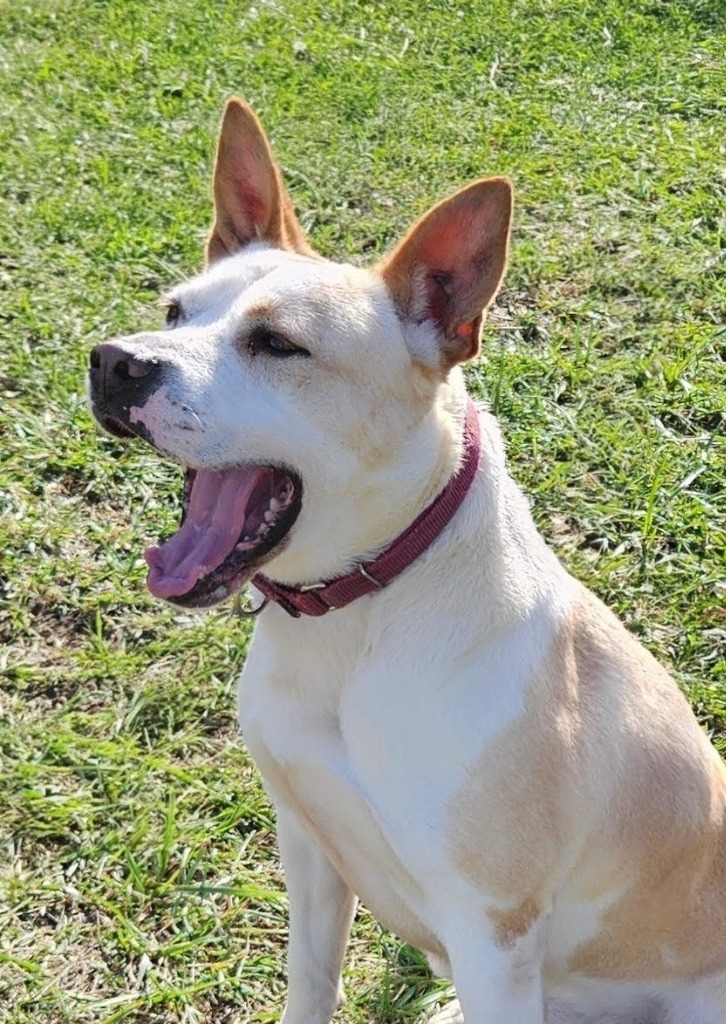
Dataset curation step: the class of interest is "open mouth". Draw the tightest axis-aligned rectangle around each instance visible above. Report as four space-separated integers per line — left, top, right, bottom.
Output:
89 396 302 609
144 465 302 608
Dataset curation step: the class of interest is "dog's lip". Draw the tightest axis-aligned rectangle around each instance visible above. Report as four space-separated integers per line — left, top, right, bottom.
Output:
95 410 137 439
146 464 303 609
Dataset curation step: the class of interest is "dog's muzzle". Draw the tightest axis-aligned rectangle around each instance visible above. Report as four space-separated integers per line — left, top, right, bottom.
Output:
89 341 163 438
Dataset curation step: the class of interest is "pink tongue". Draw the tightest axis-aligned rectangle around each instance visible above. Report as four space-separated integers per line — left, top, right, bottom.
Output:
145 467 267 599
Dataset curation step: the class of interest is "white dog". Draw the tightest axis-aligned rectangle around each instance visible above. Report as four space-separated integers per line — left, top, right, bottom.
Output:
89 99 726 1023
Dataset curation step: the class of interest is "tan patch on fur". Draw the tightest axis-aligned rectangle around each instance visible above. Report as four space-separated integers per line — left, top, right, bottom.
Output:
448 588 726 981
447 607 584 903
568 749 726 981
246 299 278 321
565 595 726 982
488 897 542 949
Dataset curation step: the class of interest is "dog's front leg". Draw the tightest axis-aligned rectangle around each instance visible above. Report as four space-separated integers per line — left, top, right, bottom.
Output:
446 921 545 1024
277 809 357 1024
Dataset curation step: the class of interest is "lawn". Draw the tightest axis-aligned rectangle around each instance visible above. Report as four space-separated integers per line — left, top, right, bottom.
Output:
0 0 724 1021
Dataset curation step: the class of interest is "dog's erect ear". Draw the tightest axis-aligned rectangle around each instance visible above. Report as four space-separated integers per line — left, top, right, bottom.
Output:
378 179 512 370
206 97 316 264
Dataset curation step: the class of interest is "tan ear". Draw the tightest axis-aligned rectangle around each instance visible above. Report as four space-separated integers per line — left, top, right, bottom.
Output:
206 97 317 264
378 178 513 369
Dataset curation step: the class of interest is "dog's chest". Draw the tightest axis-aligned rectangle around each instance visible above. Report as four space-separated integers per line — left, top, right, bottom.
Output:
237 615 479 952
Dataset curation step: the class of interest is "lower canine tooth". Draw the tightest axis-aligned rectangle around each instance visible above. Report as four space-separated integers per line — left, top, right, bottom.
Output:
264 511 276 524
270 498 281 512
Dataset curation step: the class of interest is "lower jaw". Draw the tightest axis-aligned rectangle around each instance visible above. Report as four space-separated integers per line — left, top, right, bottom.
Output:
160 565 256 608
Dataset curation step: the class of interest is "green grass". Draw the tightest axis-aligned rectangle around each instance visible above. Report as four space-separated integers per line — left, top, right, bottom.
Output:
0 0 724 1021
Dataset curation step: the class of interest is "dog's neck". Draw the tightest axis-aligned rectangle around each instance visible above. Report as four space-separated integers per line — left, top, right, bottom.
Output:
253 398 481 616
260 376 471 589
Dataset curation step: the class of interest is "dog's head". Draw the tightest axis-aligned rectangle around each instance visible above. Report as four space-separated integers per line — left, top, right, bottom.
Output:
88 98 512 608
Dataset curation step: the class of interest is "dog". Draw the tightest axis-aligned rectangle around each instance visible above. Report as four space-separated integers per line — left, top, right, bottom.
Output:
89 98 726 1023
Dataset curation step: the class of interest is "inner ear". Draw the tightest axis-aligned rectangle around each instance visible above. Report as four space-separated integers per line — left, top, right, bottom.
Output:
378 178 513 370
206 97 317 264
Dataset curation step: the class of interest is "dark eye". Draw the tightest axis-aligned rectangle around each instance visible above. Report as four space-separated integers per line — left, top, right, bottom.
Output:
249 327 309 358
165 301 181 326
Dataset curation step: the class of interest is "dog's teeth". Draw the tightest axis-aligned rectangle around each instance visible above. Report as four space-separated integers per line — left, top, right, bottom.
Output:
257 523 270 536
264 511 276 524
213 585 227 599
269 498 282 512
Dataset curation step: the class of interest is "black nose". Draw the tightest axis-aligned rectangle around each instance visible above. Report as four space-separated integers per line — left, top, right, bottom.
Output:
89 342 161 400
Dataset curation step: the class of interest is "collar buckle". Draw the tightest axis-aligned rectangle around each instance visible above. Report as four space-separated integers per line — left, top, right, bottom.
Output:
358 565 383 588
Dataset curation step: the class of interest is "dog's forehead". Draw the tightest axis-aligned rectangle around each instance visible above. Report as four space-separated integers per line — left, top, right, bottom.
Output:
170 245 305 313
177 246 368 303
175 245 378 322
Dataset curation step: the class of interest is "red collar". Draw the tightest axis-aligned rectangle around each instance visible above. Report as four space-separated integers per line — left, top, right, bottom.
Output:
252 400 481 618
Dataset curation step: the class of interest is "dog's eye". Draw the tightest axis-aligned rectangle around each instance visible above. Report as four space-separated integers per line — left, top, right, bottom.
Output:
249 327 309 358
165 301 181 326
